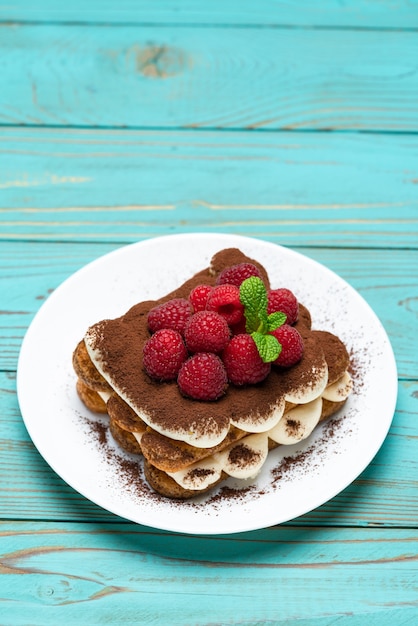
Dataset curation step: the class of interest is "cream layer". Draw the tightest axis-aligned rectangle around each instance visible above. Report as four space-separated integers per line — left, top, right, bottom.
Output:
322 371 353 402
164 373 352 491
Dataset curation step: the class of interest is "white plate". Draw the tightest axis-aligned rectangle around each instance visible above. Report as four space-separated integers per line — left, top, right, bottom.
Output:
17 234 397 535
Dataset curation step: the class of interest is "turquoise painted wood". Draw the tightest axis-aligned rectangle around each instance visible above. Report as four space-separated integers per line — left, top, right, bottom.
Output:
1 24 418 131
1 129 418 248
4 0 418 28
1 522 418 625
1 1 418 623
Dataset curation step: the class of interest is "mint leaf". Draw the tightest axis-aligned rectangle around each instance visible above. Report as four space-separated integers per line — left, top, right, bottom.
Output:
240 277 268 333
267 311 287 332
240 277 284 363
252 332 281 363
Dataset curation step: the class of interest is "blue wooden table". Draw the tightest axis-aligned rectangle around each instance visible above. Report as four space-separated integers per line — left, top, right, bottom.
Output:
1 2 418 624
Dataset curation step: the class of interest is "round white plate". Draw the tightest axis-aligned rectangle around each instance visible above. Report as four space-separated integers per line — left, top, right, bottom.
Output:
17 234 397 535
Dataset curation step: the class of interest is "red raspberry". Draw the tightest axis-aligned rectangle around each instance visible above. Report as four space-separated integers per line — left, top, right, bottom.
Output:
147 298 193 334
184 311 230 353
143 329 188 381
216 262 262 287
178 353 228 401
230 317 247 335
270 325 304 367
222 334 271 385
267 288 299 325
206 284 244 326
189 284 213 312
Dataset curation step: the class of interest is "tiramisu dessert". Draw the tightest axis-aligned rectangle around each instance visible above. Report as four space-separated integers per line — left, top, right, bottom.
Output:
73 248 353 498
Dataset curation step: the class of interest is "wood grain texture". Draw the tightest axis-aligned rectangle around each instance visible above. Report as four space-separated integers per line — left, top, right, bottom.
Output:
3 0 418 28
1 371 416 527
1 2 418 621
1 24 418 130
1 128 418 248
1 522 418 625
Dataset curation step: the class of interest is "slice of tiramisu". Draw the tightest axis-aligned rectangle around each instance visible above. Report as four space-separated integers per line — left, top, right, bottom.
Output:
73 248 352 498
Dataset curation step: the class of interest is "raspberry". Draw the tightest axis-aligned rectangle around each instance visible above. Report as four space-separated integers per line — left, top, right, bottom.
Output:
270 325 304 367
189 284 213 312
222 334 271 385
143 329 188 381
216 262 262 287
147 298 193 334
267 288 299 325
230 317 247 335
206 284 244 326
178 353 228 401
184 311 230 353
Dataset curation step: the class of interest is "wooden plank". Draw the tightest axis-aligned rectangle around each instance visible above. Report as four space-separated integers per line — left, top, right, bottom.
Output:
1 128 418 248
1 371 416 526
1 521 417 625
3 0 418 28
1 242 415 376
1 24 418 131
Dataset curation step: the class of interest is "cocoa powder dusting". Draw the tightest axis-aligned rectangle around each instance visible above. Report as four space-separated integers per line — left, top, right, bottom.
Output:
228 444 261 468
88 418 108 447
79 397 350 509
348 348 365 395
80 415 160 502
186 468 214 479
285 419 301 437
205 485 258 505
270 411 349 488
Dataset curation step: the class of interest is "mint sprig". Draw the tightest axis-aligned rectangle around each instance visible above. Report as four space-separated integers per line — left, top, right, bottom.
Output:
239 277 286 363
